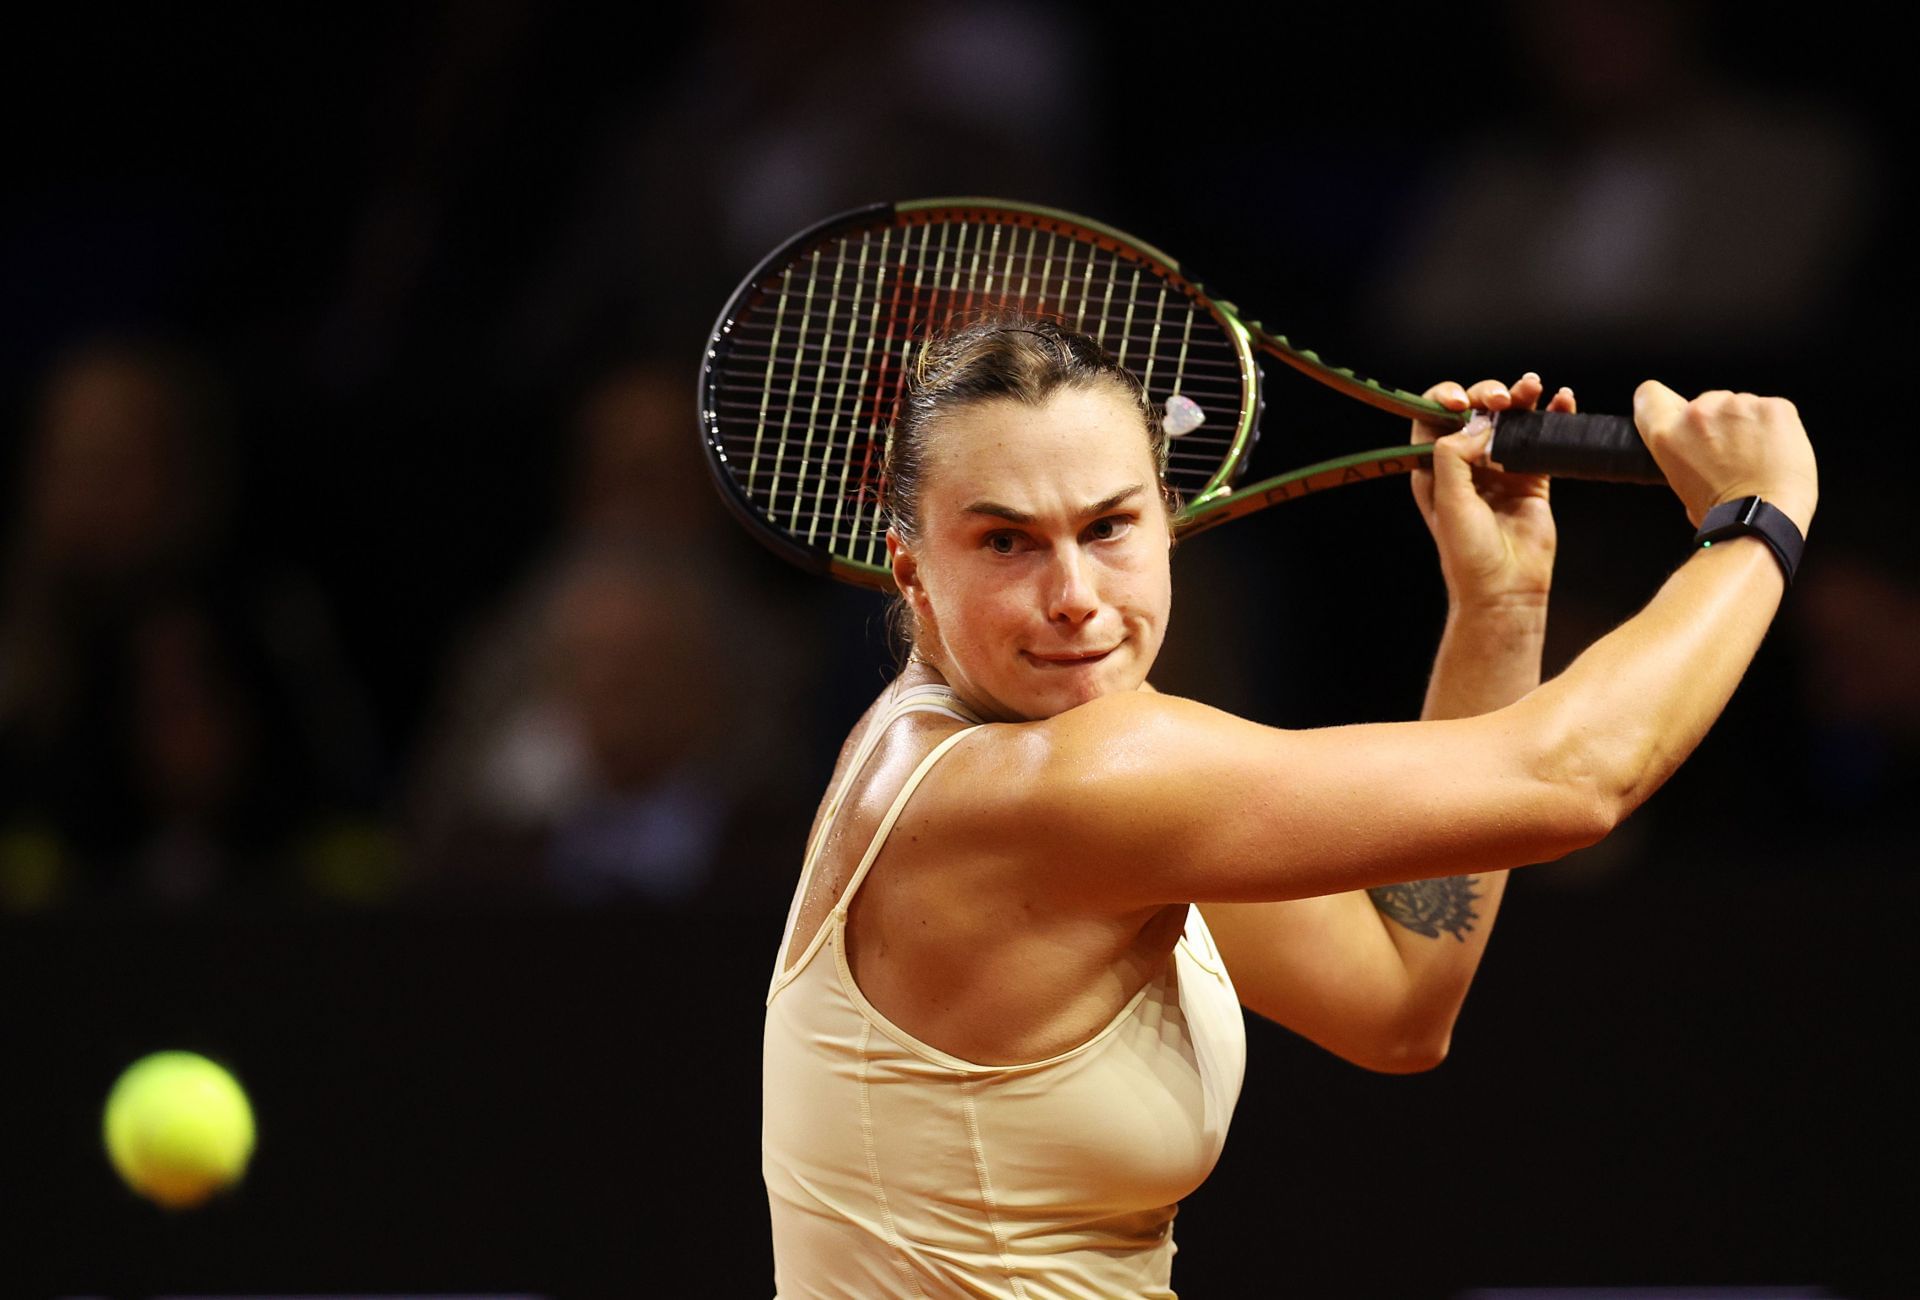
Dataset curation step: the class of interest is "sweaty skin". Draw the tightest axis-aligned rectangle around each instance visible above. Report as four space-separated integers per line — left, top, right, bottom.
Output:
778 375 1815 1073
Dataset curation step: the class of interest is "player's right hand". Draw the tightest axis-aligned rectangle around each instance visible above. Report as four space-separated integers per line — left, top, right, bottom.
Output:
1632 381 1818 534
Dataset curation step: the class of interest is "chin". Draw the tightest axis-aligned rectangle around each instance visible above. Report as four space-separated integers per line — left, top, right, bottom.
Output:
1022 663 1136 718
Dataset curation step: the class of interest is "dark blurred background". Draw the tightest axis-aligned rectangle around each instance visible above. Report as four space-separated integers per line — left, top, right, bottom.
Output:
2 1 1914 1296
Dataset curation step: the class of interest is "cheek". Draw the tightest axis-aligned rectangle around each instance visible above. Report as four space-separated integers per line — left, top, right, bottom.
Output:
958 583 1030 644
1115 544 1172 613
921 558 1019 644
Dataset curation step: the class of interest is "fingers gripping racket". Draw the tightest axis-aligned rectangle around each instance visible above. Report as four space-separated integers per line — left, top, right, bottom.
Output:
699 198 1660 590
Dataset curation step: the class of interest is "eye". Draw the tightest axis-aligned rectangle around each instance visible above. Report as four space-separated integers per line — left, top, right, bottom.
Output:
984 531 1024 555
1085 515 1135 543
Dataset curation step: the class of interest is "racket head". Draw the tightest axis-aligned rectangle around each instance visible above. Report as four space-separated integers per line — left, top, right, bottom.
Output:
698 198 1264 589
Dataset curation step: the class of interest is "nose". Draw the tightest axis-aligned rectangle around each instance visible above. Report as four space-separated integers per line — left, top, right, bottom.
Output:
1045 545 1099 626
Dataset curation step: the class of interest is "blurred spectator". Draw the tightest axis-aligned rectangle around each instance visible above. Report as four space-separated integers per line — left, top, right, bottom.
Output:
1361 0 1880 364
306 0 1100 397
560 360 732 551
0 339 386 910
407 361 812 907
506 0 1099 375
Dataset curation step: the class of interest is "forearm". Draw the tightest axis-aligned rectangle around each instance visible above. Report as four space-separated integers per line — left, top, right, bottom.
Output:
1364 867 1509 1064
1527 536 1785 818
1358 603 1545 1045
1422 599 1548 722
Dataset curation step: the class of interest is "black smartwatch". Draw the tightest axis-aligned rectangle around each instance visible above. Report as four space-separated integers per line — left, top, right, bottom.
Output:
1692 496 1804 586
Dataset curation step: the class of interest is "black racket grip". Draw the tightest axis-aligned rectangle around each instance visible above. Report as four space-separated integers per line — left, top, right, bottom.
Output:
1489 410 1663 484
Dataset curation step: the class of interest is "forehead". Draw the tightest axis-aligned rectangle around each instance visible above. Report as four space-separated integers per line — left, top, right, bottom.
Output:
919 384 1154 509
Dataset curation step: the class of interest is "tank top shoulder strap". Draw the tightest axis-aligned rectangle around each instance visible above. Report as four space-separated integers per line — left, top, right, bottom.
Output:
830 720 982 917
772 685 984 989
796 683 982 870
881 682 986 725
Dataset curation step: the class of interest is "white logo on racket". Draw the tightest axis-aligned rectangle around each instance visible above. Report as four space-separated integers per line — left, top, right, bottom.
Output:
1164 394 1206 438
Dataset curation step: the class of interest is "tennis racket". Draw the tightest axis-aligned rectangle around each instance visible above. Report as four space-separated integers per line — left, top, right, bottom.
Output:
699 198 1662 590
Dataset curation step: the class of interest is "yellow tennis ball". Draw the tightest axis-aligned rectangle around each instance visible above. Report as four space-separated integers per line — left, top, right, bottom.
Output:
103 1051 256 1209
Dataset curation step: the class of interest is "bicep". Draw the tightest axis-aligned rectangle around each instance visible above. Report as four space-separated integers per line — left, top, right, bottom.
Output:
1025 692 1605 909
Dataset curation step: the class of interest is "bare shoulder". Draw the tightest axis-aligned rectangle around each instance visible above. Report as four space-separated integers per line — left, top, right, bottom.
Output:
801 683 912 854
1040 688 1250 754
1019 690 1272 801
913 691 1269 894
939 690 1246 795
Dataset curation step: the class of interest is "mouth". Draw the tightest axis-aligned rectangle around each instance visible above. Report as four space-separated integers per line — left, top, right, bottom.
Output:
1022 646 1118 669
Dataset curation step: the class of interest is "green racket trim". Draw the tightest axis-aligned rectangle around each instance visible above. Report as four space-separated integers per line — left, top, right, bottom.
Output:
1176 443 1438 538
1240 318 1466 426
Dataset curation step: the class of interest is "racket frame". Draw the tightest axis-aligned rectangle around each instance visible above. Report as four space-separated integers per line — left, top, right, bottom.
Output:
701 198 1473 590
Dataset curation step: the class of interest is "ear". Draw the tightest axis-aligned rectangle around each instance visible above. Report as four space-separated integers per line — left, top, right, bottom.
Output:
886 528 926 611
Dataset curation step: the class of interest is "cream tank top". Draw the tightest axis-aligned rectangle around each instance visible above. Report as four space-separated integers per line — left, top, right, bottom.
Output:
763 685 1247 1299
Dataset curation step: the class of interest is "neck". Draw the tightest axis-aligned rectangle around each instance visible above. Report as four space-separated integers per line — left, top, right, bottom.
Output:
898 654 1019 724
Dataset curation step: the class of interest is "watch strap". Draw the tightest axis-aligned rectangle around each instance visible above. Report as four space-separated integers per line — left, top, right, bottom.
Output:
1692 496 1804 586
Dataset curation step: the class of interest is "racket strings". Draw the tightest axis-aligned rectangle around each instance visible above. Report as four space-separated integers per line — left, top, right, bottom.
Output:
709 215 1250 568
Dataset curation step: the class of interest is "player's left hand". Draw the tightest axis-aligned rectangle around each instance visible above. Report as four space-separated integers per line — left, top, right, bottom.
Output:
1410 373 1571 613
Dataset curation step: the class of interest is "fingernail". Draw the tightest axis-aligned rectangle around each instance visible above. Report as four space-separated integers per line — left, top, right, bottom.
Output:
1522 371 1540 384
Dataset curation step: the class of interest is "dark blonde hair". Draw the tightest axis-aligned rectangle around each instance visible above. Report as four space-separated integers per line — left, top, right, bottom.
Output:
882 317 1171 544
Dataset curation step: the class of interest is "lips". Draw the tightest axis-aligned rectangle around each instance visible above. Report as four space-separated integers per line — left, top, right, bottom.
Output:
1023 647 1116 668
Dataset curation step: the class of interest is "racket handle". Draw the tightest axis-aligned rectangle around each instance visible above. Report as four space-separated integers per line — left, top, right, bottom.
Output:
1488 410 1664 484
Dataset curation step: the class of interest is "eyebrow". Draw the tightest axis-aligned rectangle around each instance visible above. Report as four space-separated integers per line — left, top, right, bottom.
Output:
962 484 1145 526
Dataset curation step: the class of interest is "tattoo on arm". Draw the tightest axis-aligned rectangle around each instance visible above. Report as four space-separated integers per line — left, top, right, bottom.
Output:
1367 876 1481 942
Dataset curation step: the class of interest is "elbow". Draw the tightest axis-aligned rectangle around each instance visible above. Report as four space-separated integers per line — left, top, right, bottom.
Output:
1531 716 1630 859
1360 1040 1449 1076
1351 1024 1453 1075
1559 783 1621 859
1367 1044 1443 1075
1515 773 1617 870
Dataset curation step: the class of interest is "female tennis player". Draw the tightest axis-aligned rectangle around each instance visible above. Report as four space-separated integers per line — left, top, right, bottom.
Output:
762 319 1816 1299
